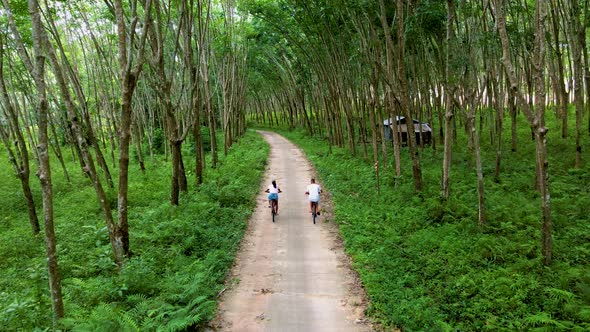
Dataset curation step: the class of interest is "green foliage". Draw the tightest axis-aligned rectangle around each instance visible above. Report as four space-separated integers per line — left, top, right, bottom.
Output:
1 0 33 46
406 0 447 44
274 117 590 331
150 127 165 154
0 131 268 330
187 126 212 155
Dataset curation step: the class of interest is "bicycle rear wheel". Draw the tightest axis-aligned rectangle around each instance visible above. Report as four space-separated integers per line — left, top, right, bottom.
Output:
271 201 277 223
311 202 317 224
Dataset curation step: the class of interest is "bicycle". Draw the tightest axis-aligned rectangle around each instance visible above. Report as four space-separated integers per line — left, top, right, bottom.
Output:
306 178 321 225
265 180 281 223
311 201 318 224
270 199 278 223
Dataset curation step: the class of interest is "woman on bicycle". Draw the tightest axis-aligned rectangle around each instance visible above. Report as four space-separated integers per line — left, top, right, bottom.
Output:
265 179 282 214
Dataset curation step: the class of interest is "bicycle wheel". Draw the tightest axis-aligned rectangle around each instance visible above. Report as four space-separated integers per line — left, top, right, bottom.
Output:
271 201 276 223
312 202 317 224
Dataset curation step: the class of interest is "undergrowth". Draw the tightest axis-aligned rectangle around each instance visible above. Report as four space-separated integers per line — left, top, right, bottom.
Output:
0 130 268 331
269 114 590 331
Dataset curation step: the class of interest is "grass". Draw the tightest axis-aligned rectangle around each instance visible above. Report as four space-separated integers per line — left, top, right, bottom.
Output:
0 130 268 331
263 111 590 331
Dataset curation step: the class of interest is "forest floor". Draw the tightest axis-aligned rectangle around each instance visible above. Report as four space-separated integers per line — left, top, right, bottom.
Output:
209 131 373 331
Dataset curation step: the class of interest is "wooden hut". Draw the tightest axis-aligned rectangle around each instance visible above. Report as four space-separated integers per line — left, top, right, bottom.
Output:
383 116 432 146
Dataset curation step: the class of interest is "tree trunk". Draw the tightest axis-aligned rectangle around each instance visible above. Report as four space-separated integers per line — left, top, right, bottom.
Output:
170 138 181 205
389 97 402 177
549 0 568 139
378 0 400 176
508 78 518 152
132 121 146 173
197 1 217 169
186 0 204 185
395 0 422 192
0 43 40 234
48 115 71 182
117 80 133 262
494 0 552 265
45 14 115 188
569 0 583 167
114 0 153 263
468 94 487 225
42 12 125 268
442 0 456 200
0 123 40 234
494 69 505 183
582 0 590 136
368 74 380 165
29 0 64 322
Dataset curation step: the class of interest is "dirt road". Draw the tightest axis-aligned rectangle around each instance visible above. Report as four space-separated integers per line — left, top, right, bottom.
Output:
211 131 371 332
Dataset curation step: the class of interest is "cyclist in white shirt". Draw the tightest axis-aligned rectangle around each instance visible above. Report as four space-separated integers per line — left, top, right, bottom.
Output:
305 178 321 215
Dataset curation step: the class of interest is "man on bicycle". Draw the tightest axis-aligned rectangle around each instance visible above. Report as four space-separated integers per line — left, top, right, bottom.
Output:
305 178 321 215
265 179 282 214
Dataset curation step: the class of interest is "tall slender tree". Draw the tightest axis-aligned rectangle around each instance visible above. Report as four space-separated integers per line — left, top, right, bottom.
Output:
494 0 553 265
395 0 423 192
0 37 40 234
442 0 456 200
113 0 153 262
28 0 64 322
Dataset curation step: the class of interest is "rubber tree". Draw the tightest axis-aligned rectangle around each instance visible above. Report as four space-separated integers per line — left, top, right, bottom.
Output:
198 0 217 169
39 0 125 269
0 36 40 234
147 0 189 205
378 0 402 178
113 0 153 263
493 0 553 265
442 0 456 200
394 0 423 191
28 0 65 323
180 0 205 186
566 0 584 168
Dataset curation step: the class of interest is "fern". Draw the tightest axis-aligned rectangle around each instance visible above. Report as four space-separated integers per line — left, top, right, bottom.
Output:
545 287 577 303
524 312 564 327
577 307 590 321
161 313 203 332
119 311 141 332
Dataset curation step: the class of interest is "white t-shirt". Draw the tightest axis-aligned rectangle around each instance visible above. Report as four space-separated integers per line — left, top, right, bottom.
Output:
306 183 321 202
268 184 280 194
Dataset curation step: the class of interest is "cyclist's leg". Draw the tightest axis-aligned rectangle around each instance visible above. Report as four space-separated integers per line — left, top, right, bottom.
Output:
268 193 276 208
310 199 318 214
272 199 278 214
